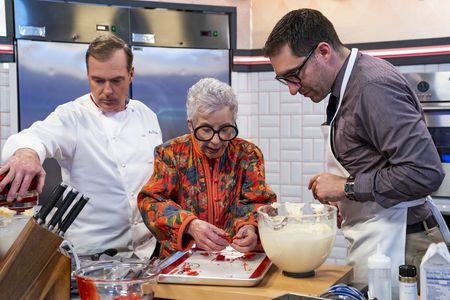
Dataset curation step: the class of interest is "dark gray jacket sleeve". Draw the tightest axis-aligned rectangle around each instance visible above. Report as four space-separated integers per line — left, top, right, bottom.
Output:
354 80 444 207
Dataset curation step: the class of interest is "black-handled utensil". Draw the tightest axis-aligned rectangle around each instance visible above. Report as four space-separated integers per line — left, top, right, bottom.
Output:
89 248 118 260
34 183 68 225
57 195 89 236
47 188 79 231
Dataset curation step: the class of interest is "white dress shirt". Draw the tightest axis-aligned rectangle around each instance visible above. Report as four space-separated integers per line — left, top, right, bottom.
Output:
1 94 163 258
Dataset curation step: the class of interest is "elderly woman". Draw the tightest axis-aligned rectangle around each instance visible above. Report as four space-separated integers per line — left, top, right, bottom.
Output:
138 78 276 257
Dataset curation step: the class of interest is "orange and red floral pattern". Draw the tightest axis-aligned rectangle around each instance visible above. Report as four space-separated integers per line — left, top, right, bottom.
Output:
138 134 276 257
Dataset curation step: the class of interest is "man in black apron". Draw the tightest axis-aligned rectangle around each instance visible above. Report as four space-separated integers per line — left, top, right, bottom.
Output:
263 8 448 290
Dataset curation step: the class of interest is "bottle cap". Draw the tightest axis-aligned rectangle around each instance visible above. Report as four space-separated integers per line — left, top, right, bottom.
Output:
399 264 416 277
368 244 391 269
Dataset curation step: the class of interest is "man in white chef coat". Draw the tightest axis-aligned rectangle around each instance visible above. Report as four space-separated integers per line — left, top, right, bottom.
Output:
0 34 162 259
263 8 449 289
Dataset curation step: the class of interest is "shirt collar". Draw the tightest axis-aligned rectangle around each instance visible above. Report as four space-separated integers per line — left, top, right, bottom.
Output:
329 51 361 99
89 93 131 113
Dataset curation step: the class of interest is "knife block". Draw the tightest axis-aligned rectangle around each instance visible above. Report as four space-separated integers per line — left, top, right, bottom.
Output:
0 218 71 299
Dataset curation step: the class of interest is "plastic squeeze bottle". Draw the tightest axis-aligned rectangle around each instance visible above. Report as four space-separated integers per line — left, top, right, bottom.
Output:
368 244 392 300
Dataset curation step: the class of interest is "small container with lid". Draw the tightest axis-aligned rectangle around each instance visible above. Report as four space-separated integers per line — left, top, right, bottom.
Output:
0 172 39 211
399 264 418 300
368 244 392 300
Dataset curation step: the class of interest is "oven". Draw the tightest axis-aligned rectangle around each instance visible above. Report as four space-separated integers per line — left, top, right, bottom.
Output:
404 72 450 221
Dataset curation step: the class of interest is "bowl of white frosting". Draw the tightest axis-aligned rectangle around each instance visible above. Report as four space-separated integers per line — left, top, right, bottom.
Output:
257 202 337 277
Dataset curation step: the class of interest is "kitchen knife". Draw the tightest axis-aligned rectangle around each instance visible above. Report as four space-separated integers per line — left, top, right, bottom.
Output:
47 188 79 231
34 182 68 225
57 195 89 236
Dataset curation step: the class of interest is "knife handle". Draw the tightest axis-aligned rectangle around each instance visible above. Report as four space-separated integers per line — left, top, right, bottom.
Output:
58 195 89 236
47 188 79 231
34 183 68 224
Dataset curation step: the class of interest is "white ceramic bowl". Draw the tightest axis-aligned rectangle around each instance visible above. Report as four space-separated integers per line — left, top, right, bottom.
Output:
257 202 337 276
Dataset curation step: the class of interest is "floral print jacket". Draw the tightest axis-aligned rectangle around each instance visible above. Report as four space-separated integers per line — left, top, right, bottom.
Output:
138 134 276 257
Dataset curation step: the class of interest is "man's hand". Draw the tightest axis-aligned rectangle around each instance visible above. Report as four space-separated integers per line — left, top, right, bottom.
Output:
308 172 347 204
230 224 258 253
0 148 45 202
186 219 229 252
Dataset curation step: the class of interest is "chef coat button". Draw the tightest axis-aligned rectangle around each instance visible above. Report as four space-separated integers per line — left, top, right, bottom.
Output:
112 136 116 140
121 164 126 168
141 134 146 137
131 192 135 197
214 178 218 183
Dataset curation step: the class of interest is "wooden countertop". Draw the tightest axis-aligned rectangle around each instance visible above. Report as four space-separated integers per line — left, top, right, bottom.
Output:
154 264 353 300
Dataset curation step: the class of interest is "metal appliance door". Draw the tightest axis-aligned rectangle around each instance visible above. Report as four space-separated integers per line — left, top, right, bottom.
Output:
424 109 450 197
132 46 230 141
17 39 89 129
17 39 89 200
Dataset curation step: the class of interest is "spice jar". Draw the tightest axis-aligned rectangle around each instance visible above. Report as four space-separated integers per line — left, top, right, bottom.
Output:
399 264 418 300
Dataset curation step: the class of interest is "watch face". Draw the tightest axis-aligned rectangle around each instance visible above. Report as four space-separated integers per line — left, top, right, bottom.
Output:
345 182 354 194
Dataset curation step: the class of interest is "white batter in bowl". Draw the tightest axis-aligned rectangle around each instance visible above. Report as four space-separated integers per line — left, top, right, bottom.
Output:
257 202 337 277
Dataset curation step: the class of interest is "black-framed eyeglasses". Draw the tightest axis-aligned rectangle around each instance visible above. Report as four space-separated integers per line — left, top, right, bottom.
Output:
193 124 239 141
275 45 317 85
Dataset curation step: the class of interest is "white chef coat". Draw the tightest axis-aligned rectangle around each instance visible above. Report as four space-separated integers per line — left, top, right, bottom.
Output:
1 93 163 259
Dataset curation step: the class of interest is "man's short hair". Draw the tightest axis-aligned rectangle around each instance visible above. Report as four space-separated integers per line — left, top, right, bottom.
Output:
263 9 343 58
85 34 133 71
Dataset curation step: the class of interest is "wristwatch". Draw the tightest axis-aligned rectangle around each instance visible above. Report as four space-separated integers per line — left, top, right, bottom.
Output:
344 175 356 201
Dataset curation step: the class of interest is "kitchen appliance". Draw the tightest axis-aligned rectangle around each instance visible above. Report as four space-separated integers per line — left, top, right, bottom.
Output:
403 72 450 199
13 0 232 200
257 203 337 278
129 7 230 141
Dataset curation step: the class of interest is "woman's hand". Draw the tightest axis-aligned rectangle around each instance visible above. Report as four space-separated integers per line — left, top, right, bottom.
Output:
230 224 258 253
186 219 229 252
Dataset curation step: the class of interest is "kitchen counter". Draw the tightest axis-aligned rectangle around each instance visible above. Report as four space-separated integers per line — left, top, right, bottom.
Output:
153 264 353 300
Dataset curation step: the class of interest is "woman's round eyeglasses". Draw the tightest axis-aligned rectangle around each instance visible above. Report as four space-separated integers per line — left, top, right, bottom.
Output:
193 124 238 141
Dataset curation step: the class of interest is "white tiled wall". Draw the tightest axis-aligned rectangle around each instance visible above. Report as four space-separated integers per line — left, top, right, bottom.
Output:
1 61 450 264
232 62 450 265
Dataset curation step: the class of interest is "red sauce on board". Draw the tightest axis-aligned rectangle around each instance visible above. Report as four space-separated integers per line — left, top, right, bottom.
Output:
180 263 200 276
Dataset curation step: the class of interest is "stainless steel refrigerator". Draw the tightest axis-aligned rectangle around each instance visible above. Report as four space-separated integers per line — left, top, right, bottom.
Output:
13 0 232 199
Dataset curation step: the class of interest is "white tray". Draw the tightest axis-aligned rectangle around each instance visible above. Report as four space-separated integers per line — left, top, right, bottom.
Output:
158 247 272 286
